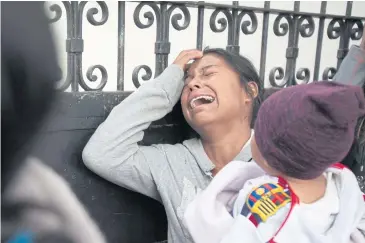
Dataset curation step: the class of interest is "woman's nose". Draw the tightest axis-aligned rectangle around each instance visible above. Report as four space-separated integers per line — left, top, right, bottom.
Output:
188 78 202 91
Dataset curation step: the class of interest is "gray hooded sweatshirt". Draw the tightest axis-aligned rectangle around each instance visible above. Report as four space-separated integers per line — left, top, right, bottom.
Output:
82 46 365 243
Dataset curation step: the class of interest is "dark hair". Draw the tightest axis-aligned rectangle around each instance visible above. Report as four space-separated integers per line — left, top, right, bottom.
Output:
203 48 263 104
170 48 264 140
1 2 60 192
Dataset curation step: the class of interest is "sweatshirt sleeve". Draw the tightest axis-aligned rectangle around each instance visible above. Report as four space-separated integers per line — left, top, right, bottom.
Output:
350 196 365 242
356 194 365 237
333 45 365 87
82 64 184 201
4 158 106 243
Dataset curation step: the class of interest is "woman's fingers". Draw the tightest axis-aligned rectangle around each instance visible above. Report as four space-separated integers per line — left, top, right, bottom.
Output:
173 49 203 71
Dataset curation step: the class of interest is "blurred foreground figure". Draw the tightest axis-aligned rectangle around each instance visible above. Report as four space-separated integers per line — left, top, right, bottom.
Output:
1 2 106 243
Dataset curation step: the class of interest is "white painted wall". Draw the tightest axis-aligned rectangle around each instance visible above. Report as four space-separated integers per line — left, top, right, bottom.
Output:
45 1 365 92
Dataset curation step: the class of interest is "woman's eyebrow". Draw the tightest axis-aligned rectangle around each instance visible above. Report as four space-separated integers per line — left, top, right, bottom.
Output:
198 65 219 74
201 65 218 71
185 64 218 76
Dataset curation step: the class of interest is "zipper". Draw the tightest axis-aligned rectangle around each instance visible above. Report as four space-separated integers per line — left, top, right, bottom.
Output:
205 171 213 180
204 158 253 180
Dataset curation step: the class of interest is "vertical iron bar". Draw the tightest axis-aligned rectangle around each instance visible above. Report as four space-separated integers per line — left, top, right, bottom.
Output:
227 1 239 53
313 1 327 81
337 1 353 69
293 1 300 50
196 1 205 50
155 2 170 77
61 2 74 91
346 1 353 17
285 1 300 86
259 1 270 83
233 1 240 53
161 3 169 72
71 1 79 91
117 1 125 91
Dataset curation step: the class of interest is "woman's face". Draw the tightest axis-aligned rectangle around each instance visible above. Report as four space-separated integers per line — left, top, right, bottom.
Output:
180 54 256 131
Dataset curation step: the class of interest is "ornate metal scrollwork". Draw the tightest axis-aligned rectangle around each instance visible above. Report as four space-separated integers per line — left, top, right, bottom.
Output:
132 2 191 88
46 1 109 91
47 1 364 91
132 2 160 86
273 14 292 36
238 10 258 35
167 4 191 31
209 7 257 53
269 15 293 87
47 3 63 23
326 17 362 42
78 2 109 91
322 67 337 81
45 2 72 91
294 16 314 85
295 68 311 84
134 2 191 31
325 18 363 79
269 67 286 88
77 2 109 91
269 13 315 87
132 65 153 88
298 15 315 38
133 2 160 29
327 18 345 40
79 64 108 91
209 8 258 35
209 8 232 33
80 1 109 26
349 19 364 40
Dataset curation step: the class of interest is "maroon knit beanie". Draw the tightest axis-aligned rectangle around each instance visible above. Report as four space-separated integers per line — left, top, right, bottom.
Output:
254 82 365 180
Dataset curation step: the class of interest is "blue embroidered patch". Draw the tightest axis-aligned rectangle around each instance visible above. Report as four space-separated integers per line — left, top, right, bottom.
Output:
242 183 291 224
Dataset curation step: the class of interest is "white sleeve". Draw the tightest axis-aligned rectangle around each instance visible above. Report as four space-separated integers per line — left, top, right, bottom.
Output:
351 196 365 243
220 215 265 243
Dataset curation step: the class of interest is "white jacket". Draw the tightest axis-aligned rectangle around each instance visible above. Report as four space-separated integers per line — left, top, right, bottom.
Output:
184 161 365 243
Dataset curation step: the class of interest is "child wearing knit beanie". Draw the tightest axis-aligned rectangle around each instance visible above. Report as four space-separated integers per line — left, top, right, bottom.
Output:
184 82 365 243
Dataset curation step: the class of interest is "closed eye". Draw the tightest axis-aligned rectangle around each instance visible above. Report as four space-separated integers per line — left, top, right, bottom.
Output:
203 72 216 77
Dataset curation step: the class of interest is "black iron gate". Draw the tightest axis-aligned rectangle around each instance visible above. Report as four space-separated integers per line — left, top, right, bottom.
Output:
47 1 364 91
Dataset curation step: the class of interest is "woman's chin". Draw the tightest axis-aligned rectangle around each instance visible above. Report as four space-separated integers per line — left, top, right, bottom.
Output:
188 113 217 131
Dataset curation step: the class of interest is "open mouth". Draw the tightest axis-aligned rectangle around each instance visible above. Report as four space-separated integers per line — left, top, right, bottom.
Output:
189 95 215 109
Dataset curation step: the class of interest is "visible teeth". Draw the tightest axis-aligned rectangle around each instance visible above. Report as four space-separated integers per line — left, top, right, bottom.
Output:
190 95 215 109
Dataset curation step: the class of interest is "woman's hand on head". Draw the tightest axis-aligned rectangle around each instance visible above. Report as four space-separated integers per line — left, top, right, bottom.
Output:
173 49 203 71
